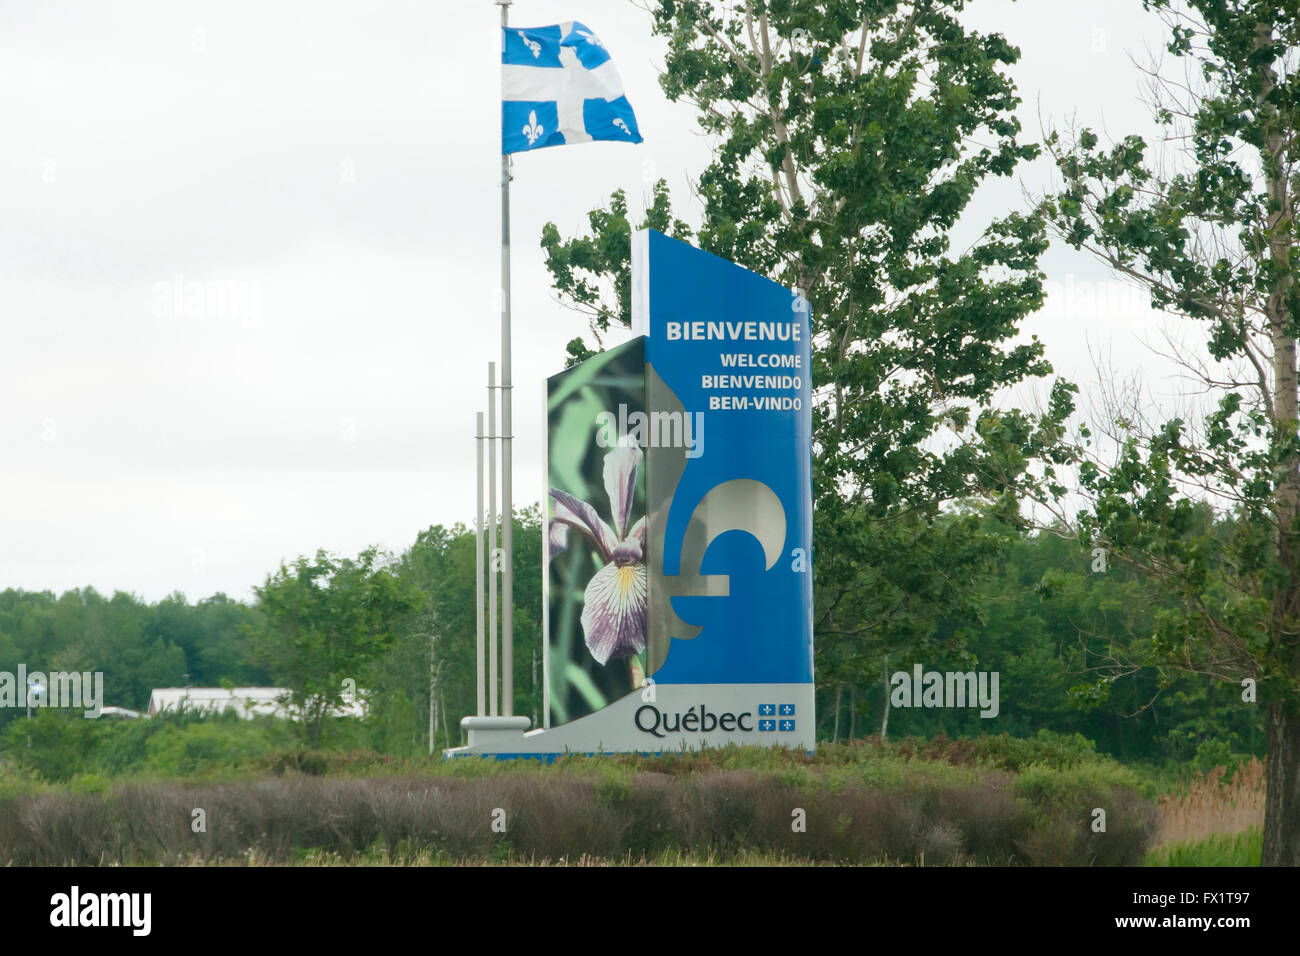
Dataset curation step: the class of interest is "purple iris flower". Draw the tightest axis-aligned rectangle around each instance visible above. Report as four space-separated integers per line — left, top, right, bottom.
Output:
549 443 647 666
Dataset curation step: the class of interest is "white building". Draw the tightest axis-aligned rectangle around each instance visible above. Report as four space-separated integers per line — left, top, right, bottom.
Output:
146 687 365 720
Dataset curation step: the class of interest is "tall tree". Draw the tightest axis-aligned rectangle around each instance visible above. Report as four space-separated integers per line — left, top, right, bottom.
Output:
1041 0 1300 863
248 548 415 746
541 0 1074 704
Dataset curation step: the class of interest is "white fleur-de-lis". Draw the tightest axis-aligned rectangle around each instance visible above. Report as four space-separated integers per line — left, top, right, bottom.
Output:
576 29 604 49
517 30 541 58
523 110 544 146
612 117 631 136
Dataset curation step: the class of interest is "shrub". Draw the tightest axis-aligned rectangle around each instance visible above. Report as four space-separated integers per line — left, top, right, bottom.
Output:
0 762 1158 866
144 721 284 776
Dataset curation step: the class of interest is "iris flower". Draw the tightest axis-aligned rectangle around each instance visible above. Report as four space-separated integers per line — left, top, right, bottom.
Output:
549 444 647 665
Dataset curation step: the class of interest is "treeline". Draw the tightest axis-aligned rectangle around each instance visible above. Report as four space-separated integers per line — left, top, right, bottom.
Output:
0 506 1264 769
853 526 1264 770
0 589 266 718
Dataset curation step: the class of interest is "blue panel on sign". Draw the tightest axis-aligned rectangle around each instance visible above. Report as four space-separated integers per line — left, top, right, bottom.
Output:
779 719 796 732
779 704 795 716
758 719 776 732
638 230 814 686
759 704 775 716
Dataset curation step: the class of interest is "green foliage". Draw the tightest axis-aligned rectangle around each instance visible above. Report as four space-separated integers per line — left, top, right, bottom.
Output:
1040 2 1300 700
1012 761 1151 805
540 180 692 366
0 710 92 783
0 514 1264 773
0 512 547 766
819 527 1266 768
0 587 256 719
143 719 291 777
1038 2 1300 861
385 508 545 754
0 709 298 781
248 547 418 746
1146 827 1262 867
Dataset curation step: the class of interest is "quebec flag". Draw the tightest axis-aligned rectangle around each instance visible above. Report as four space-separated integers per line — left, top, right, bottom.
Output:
502 21 643 155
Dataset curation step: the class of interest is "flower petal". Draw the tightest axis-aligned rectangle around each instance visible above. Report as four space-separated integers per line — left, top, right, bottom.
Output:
580 561 647 665
547 519 570 561
549 488 618 562
602 443 642 540
627 515 646 554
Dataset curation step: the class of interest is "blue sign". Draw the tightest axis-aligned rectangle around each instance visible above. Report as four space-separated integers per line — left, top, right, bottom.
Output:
633 229 814 688
460 230 815 757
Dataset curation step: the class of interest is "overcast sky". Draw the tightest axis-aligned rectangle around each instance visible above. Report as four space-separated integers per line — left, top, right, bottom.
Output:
0 0 1191 602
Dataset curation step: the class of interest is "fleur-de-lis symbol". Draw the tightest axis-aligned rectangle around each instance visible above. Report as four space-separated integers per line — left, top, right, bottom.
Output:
576 29 604 49
613 117 631 136
517 30 541 58
523 110 544 146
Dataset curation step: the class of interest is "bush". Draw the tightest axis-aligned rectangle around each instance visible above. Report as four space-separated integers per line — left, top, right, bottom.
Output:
0 710 301 782
144 721 283 776
0 759 1157 866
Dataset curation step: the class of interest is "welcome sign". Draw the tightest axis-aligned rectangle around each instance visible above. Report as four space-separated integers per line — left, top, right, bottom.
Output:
453 230 814 756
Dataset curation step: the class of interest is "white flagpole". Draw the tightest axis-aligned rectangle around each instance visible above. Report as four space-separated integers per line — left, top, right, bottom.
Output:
487 362 499 716
498 0 515 719
474 411 486 717
541 379 550 728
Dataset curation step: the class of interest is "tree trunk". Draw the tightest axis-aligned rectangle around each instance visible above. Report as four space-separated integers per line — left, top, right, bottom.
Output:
1257 21 1300 866
833 684 842 742
880 659 890 740
849 687 856 739
1263 702 1300 865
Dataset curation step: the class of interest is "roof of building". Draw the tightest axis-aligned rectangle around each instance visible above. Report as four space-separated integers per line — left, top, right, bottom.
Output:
145 687 365 719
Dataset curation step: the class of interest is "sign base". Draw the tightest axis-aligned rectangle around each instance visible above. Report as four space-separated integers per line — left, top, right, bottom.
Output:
445 683 814 758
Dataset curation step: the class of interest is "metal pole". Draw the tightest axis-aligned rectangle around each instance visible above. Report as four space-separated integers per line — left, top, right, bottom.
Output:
475 412 486 717
487 363 499 716
499 0 515 718
541 380 551 728
428 632 437 755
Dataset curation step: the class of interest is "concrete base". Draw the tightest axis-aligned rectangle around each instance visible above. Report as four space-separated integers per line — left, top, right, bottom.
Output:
459 715 531 749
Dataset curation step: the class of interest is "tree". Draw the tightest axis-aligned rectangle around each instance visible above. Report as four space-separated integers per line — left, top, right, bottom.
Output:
541 0 1075 709
248 547 416 746
1040 0 1300 863
386 508 546 752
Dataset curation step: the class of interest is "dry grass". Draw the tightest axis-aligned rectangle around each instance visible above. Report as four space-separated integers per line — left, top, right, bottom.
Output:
1154 759 1265 848
175 847 836 867
0 768 1157 866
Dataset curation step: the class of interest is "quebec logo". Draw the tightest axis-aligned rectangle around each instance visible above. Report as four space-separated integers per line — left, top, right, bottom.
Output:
758 703 795 732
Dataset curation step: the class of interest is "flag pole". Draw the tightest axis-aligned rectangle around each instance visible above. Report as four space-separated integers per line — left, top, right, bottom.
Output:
498 0 515 719
487 362 499 716
474 411 486 717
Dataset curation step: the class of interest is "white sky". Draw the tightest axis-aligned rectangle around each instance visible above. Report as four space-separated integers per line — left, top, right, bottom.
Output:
0 0 1193 602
